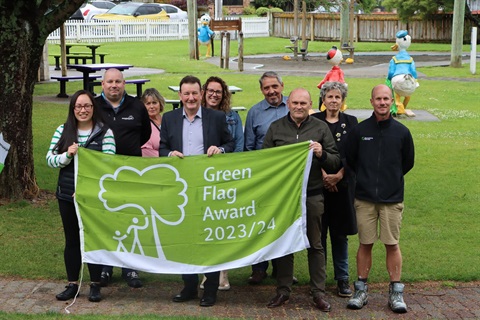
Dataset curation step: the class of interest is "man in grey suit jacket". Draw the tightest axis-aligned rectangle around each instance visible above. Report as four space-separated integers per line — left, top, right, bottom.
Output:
159 75 234 307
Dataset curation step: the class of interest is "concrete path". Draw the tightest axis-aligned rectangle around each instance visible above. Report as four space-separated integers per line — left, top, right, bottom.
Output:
1 277 479 318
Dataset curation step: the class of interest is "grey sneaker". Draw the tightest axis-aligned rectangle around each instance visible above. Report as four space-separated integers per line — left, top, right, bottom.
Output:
389 282 407 313
347 281 368 309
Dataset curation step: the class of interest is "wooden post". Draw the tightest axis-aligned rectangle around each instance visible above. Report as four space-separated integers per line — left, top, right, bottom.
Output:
60 24 67 77
211 35 215 57
450 0 466 67
310 15 314 42
301 1 306 48
225 32 231 69
238 31 244 72
38 44 50 81
220 31 225 68
340 0 349 46
187 0 198 60
294 0 298 38
349 0 354 47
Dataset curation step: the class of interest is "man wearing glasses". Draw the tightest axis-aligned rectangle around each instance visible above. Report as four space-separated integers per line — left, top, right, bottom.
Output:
95 68 151 288
243 71 289 285
160 75 234 307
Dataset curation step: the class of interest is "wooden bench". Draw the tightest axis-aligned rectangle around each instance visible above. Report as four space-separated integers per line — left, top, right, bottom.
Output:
51 75 102 98
165 99 181 109
90 79 150 98
51 53 109 70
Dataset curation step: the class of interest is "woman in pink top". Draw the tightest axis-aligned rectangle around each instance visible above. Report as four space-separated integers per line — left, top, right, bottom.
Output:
141 88 165 157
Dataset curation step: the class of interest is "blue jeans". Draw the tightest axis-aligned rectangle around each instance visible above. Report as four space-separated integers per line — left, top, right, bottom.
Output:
321 226 349 281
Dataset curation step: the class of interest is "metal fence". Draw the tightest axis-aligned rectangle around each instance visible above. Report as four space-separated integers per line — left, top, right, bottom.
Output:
47 17 270 43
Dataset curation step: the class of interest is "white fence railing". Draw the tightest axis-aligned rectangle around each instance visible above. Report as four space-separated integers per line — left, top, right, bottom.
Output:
47 17 270 43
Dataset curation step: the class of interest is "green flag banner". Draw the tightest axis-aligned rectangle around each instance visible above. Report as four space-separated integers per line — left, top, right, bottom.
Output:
74 141 313 274
0 133 10 174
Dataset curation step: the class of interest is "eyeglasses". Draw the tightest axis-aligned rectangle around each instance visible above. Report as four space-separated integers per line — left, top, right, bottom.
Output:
206 89 223 96
74 104 93 111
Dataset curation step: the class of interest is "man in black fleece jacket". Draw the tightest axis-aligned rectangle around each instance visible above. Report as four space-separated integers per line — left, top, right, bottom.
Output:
345 84 414 314
95 68 151 288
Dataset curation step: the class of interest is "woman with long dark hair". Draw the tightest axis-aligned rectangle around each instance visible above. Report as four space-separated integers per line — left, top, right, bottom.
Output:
46 90 115 302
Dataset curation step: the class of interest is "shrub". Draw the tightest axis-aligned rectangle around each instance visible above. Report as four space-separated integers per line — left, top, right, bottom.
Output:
269 7 283 13
243 5 256 15
255 7 270 16
256 6 283 16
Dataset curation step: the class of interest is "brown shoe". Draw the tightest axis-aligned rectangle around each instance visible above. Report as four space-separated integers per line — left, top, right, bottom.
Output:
313 296 331 312
247 270 267 285
267 293 289 308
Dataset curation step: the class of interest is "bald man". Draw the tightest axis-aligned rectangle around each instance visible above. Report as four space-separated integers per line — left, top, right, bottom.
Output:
345 84 415 313
95 68 151 288
262 88 340 312
96 68 151 156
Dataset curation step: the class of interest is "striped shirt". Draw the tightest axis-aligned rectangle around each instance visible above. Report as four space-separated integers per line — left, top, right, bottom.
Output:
46 124 116 168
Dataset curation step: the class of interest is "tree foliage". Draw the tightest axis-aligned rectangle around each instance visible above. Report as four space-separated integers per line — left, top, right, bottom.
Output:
383 0 479 26
253 0 379 13
0 0 85 200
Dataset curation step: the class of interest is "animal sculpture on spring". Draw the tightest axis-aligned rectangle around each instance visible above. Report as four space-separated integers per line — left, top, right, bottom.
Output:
387 30 419 116
198 14 215 58
317 46 347 111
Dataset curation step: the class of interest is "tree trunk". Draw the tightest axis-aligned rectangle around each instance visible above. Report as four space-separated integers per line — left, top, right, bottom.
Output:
0 0 85 200
0 14 43 199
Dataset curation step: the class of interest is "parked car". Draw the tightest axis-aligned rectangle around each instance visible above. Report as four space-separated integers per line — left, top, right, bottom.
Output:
159 4 187 20
69 1 116 21
92 2 169 21
310 5 340 13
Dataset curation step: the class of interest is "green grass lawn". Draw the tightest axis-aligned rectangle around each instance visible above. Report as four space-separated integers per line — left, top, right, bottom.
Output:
1 38 479 293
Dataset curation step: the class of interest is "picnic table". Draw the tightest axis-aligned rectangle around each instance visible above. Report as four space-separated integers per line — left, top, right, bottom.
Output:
53 43 107 70
67 63 133 92
63 43 102 62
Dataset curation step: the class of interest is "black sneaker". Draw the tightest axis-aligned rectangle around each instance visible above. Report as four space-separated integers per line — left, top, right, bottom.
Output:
100 271 111 287
56 283 79 301
124 271 142 288
88 283 102 302
337 279 353 297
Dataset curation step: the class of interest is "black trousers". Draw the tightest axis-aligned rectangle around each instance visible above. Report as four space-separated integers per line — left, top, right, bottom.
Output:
182 272 219 297
58 199 102 282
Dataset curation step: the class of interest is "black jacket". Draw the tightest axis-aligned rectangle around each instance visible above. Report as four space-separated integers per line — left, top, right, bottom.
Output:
159 107 235 156
96 94 151 156
56 124 108 202
346 113 415 203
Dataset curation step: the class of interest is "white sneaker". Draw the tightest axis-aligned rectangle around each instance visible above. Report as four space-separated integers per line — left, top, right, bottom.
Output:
218 270 230 291
200 271 231 290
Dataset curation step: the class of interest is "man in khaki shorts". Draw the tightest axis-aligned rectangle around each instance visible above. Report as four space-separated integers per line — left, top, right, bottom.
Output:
345 84 415 313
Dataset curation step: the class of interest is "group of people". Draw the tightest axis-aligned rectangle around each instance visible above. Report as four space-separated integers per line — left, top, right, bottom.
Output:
47 68 414 314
